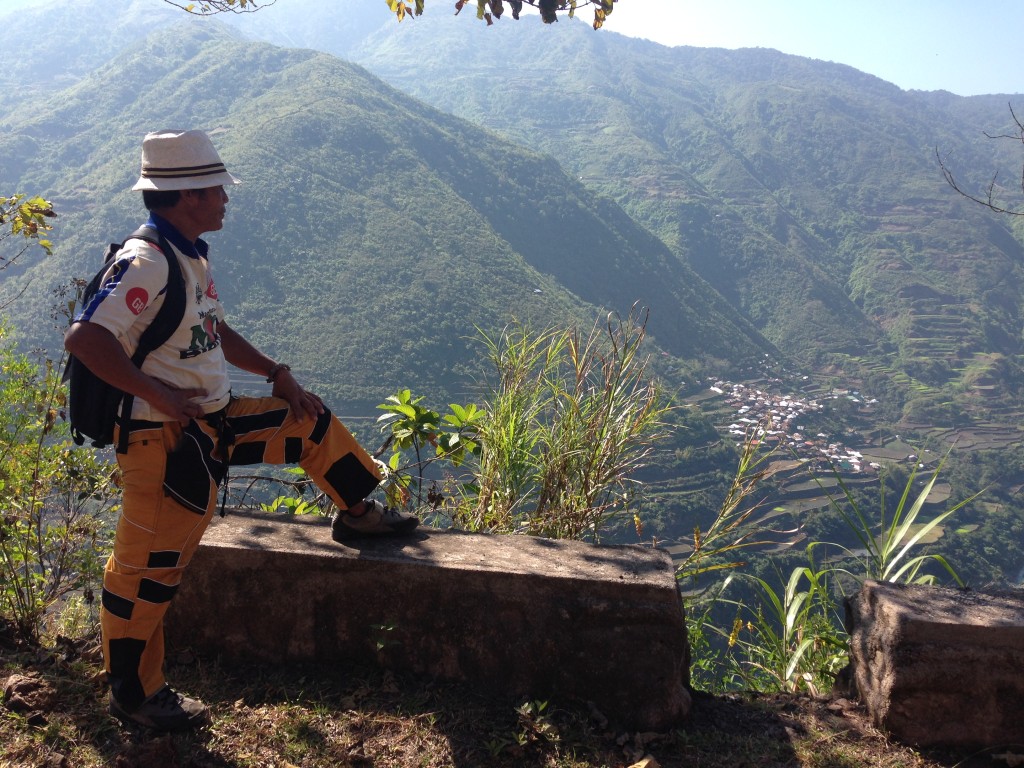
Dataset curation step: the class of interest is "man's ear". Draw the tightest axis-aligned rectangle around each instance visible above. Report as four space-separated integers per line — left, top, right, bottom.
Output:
179 189 201 208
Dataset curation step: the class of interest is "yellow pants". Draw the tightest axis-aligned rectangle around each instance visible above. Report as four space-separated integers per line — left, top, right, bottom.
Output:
101 395 381 709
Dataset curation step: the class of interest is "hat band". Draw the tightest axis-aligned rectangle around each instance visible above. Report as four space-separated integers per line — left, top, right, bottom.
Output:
141 162 228 179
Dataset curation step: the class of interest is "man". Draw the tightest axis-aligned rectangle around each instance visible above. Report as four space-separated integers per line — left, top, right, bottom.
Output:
64 129 419 733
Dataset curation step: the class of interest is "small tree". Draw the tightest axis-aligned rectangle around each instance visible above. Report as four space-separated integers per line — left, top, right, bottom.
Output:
244 309 665 544
0 192 112 644
0 322 117 643
0 194 55 310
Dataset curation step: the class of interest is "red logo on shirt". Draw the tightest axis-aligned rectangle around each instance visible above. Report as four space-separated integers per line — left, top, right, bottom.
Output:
206 278 218 300
126 287 149 315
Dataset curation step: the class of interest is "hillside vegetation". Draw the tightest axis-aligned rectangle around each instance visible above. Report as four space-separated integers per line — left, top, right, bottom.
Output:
0 16 769 410
6 0 1024 414
332 5 1024 408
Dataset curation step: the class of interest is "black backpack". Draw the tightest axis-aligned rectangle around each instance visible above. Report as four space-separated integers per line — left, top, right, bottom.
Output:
64 225 186 452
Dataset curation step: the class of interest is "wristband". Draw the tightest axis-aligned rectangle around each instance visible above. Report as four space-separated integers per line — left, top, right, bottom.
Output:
266 363 291 383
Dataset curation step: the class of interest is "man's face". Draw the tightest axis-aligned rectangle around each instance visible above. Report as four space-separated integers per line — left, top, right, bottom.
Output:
186 185 229 233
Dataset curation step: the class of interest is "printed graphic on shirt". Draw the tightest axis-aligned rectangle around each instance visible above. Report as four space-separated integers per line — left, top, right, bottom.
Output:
125 287 149 315
181 309 222 360
206 278 218 300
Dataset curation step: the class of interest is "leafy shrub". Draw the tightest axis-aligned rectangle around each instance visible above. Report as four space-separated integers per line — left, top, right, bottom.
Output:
375 308 670 542
687 435 969 694
0 322 117 642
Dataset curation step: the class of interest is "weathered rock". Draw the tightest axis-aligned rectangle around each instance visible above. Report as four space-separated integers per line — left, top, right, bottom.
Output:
847 579 1024 748
166 510 690 731
3 672 58 713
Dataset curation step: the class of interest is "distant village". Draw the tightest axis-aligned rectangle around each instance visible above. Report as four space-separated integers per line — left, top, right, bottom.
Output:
707 377 887 475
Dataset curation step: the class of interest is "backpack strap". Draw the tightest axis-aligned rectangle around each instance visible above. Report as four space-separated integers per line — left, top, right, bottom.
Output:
114 225 187 453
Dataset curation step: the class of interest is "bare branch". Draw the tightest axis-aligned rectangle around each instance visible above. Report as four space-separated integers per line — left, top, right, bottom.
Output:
0 279 33 312
0 241 38 271
160 0 275 14
938 102 1024 216
982 105 1024 141
161 0 617 29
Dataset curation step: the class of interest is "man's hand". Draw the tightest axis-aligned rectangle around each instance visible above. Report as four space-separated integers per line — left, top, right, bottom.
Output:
150 383 210 425
271 368 325 422
65 321 207 424
218 321 325 422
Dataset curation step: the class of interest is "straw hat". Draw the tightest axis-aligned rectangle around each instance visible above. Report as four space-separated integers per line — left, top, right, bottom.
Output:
131 129 241 191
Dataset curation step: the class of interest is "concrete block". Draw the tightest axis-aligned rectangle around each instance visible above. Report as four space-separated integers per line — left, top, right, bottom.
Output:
165 510 690 731
848 579 1024 748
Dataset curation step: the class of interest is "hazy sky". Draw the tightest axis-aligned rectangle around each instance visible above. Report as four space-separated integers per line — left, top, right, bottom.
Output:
601 0 1022 96
0 0 1018 96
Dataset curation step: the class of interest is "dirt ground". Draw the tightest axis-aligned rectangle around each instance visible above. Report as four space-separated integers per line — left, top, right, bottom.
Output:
1 629 1018 768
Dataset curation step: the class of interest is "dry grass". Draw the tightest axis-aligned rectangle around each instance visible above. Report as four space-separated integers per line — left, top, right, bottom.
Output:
0 627 1010 768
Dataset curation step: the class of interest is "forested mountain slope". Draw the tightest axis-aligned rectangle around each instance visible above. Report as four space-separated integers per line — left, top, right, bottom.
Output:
0 18 771 408
8 0 1024 412
219 4 1021 411
339 12 1024 391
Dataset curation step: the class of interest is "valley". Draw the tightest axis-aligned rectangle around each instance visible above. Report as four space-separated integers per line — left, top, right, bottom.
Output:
657 361 1024 588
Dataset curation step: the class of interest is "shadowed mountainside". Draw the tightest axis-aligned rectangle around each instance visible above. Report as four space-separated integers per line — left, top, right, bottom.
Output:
0 18 771 408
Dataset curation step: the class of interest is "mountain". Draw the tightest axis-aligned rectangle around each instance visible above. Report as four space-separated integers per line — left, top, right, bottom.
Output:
267 5 1024 412
9 0 1024 415
0 14 771 410
0 0 181 110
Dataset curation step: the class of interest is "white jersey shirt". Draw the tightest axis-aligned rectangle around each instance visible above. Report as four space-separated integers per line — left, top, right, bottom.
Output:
77 221 231 421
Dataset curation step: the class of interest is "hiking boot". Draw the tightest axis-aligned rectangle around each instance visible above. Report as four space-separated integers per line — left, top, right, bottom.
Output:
331 499 419 541
109 684 210 732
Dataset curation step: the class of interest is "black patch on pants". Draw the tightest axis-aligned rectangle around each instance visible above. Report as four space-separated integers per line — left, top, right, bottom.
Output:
323 452 379 508
138 578 178 604
284 437 303 464
147 550 181 568
309 408 332 445
163 420 225 514
230 441 266 466
229 408 288 437
102 588 134 621
108 637 147 711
